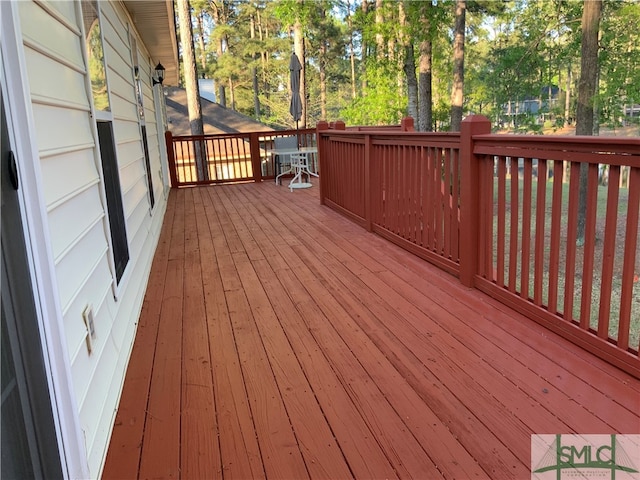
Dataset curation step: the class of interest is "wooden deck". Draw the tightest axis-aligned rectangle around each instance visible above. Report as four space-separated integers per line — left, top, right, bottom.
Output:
103 180 640 480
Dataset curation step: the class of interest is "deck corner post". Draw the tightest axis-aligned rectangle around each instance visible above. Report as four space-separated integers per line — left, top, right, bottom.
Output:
334 120 346 130
249 132 262 183
165 130 178 188
459 115 491 287
401 117 415 132
317 121 330 205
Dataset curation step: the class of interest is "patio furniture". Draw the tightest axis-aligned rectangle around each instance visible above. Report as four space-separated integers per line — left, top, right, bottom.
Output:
273 136 298 181
273 145 318 186
286 151 319 191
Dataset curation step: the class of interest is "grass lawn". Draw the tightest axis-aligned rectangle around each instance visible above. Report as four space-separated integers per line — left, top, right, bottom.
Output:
489 163 639 350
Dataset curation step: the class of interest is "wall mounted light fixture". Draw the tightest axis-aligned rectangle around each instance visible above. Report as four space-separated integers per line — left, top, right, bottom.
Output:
152 63 165 86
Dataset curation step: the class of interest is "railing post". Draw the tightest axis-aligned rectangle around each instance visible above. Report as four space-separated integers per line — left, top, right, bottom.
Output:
165 131 178 188
364 133 373 232
316 121 329 205
401 117 415 132
459 115 491 287
334 120 345 130
249 132 262 183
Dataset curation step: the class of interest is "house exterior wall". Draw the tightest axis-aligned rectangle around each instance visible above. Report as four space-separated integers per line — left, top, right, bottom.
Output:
7 1 169 476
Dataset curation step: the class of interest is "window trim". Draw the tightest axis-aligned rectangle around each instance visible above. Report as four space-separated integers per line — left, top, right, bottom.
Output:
80 0 129 294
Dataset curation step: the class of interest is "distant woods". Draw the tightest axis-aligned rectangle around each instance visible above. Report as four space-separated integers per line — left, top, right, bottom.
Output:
177 0 639 132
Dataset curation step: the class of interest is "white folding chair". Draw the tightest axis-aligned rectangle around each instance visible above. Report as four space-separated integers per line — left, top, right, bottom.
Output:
288 152 319 191
274 136 298 184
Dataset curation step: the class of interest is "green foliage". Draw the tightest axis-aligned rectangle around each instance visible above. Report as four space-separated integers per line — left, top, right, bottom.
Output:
177 0 640 133
598 0 640 128
86 21 110 111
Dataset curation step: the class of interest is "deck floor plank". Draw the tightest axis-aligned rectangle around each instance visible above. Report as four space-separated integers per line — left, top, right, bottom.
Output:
105 181 640 480
102 194 175 478
212 187 355 479
252 186 553 473
260 182 640 429
181 188 222 479
206 189 310 480
137 189 186 479
245 186 528 478
229 186 487 479
223 190 402 479
199 189 266 479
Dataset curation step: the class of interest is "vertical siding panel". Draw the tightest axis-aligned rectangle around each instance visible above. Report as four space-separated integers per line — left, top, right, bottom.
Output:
18 1 170 476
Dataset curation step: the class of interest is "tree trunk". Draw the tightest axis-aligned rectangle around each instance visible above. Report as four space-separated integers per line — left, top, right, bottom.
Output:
405 43 418 121
576 0 602 244
196 11 206 70
320 49 327 119
397 1 405 117
565 64 571 126
176 0 207 181
346 1 357 99
250 14 260 119
375 0 384 60
418 2 433 132
450 0 466 131
228 77 236 111
210 1 226 107
361 0 368 93
576 1 601 136
399 2 416 121
257 10 269 116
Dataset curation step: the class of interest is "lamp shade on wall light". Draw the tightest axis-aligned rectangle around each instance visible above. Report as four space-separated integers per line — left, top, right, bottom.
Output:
153 63 165 85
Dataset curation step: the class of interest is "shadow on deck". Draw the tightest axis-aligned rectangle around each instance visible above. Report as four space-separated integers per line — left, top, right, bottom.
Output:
103 180 640 479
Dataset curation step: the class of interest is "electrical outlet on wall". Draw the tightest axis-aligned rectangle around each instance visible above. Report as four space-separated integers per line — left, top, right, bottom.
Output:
82 305 96 354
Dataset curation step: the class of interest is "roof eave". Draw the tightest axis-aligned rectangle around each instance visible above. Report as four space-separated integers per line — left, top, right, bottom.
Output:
123 0 179 86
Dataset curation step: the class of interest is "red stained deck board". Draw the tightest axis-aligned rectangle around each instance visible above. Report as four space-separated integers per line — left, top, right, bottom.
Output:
205 197 309 479
229 186 487 479
199 188 266 480
221 195 400 479
252 182 640 469
223 189 437 479
247 187 525 478
105 180 640 480
310 183 638 428
137 257 183 480
180 189 222 479
210 189 354 479
102 198 175 479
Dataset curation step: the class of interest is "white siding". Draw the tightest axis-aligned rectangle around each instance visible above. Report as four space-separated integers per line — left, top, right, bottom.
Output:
17 0 168 477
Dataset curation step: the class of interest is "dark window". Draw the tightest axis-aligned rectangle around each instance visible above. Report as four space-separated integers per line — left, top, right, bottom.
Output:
140 125 155 209
96 121 129 283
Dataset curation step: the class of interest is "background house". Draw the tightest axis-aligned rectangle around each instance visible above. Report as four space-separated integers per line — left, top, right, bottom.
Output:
165 86 273 135
1 1 177 477
501 85 562 128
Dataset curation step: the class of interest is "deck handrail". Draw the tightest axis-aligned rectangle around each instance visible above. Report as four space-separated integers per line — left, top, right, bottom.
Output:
318 116 640 378
165 128 317 187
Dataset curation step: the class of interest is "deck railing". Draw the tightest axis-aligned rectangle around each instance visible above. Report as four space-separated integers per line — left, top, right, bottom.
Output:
318 116 640 377
165 128 316 187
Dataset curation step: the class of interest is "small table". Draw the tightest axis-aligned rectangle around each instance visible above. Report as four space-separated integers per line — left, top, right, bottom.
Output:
271 146 318 187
